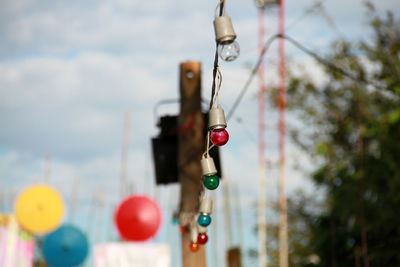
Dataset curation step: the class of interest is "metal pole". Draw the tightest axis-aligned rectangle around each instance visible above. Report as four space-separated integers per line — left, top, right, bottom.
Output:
257 8 268 267
278 0 288 266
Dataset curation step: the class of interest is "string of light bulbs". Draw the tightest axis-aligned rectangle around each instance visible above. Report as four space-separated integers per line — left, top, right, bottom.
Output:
186 0 240 252
184 28 389 252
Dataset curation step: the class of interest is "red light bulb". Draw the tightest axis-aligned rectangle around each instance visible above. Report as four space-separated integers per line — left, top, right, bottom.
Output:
189 242 200 252
179 226 186 234
210 128 229 146
197 233 208 244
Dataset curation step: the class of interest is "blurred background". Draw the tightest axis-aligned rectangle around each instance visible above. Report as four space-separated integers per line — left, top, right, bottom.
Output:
1 0 400 266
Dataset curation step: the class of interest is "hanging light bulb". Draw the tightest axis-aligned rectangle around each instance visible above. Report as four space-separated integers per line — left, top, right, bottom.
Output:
204 175 220 190
189 242 200 252
214 9 240 61
197 223 208 245
188 223 200 251
211 128 229 146
209 105 229 146
172 212 179 225
190 224 199 242
217 41 240 62
198 199 213 227
198 214 212 227
201 157 220 190
197 232 209 244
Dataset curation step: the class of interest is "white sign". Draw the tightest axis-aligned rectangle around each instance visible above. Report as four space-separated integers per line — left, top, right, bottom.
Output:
94 243 170 267
0 214 34 267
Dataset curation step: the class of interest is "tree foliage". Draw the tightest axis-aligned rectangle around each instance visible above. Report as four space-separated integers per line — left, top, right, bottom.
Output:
281 5 400 266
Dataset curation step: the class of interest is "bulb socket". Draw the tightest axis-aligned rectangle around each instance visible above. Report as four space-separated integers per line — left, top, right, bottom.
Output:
197 224 208 233
179 212 192 226
201 157 217 176
199 199 213 214
214 15 237 44
209 106 227 129
190 225 199 243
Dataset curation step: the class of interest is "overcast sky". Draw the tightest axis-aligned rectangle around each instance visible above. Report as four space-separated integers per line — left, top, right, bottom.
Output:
1 0 400 266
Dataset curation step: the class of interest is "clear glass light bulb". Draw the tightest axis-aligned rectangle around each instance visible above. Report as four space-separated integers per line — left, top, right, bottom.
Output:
217 40 240 61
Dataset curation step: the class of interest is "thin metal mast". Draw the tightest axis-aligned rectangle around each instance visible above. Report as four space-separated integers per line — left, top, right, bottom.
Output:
278 0 288 266
257 8 268 267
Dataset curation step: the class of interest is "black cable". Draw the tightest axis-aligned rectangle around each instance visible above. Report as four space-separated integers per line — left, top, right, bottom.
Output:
179 33 385 181
209 0 225 110
178 0 225 213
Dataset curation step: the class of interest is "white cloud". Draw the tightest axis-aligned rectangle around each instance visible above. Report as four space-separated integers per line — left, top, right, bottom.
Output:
1 1 400 265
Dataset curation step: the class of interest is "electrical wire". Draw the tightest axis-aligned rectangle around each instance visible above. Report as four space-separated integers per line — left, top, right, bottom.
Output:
225 33 388 122
285 1 324 32
282 34 386 90
209 0 225 110
179 33 387 191
181 0 226 232
240 0 326 58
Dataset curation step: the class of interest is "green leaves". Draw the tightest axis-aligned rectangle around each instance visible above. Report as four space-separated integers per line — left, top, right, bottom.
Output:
280 6 400 267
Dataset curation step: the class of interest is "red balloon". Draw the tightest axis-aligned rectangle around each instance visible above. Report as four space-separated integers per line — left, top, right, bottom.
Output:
115 195 162 241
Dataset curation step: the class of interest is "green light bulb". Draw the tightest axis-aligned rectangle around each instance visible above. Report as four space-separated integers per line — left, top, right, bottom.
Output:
203 175 219 190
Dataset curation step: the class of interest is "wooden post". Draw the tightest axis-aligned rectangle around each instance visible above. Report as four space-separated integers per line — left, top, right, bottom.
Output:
178 61 206 267
227 247 242 267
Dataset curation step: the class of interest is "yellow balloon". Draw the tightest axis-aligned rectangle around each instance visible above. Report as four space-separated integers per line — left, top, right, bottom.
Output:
15 184 64 234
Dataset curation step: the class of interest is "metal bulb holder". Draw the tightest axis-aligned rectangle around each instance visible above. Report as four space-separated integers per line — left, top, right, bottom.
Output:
199 199 213 214
214 14 240 61
197 224 208 234
198 199 213 227
214 15 236 44
209 106 229 146
190 225 199 243
208 106 227 130
201 157 217 177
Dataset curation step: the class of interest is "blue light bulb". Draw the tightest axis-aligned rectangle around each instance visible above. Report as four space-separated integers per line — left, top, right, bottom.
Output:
172 217 179 225
198 214 212 227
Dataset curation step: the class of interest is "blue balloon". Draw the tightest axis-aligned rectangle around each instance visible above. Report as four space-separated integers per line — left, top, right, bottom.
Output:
42 224 89 267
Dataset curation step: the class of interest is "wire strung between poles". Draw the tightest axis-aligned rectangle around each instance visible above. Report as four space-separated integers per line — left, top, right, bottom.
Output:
226 33 389 121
